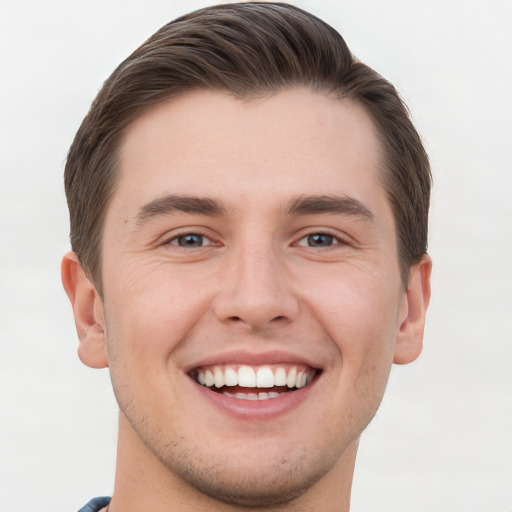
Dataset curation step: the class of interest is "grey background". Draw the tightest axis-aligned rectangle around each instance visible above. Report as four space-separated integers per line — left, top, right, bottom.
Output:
0 1 511 511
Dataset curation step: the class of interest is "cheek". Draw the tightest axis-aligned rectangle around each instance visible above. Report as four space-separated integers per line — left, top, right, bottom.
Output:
300 264 401 369
306 271 400 431
102 262 215 368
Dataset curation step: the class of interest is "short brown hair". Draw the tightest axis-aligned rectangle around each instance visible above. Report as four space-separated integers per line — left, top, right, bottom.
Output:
65 2 431 291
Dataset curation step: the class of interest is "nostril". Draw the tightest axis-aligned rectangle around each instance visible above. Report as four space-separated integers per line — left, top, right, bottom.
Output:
229 315 286 324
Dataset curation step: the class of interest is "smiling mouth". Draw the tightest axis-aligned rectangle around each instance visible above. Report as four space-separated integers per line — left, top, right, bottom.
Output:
189 364 318 401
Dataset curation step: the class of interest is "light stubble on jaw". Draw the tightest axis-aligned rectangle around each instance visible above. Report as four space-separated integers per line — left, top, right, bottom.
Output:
155 445 327 509
118 393 341 510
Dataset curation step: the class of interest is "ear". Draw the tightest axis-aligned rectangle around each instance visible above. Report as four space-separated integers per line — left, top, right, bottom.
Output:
394 254 432 365
61 251 109 368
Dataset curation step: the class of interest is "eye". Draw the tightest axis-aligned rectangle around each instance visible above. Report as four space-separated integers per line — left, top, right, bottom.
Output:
295 232 343 248
167 233 210 247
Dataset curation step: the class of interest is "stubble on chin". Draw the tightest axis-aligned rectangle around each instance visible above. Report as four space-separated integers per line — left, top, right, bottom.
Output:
151 440 337 509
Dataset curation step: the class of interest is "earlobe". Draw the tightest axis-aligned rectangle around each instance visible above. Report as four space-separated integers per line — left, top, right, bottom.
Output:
61 251 109 369
394 254 432 365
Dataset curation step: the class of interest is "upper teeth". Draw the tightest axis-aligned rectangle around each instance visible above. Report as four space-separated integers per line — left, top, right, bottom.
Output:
195 365 314 389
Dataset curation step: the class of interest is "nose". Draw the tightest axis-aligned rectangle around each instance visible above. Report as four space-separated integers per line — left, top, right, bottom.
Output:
213 241 300 330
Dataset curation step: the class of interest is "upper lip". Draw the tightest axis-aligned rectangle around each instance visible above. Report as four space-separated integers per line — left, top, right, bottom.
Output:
184 350 322 373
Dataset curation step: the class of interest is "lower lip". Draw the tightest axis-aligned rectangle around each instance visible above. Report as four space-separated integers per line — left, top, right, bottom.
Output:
191 378 318 420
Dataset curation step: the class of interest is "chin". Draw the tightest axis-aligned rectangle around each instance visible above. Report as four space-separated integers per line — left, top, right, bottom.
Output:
145 429 352 509
166 455 325 508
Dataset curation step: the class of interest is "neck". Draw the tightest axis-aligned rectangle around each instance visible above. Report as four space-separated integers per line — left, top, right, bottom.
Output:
110 412 358 512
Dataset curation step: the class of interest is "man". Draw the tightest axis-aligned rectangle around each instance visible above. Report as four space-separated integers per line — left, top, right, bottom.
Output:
61 2 431 511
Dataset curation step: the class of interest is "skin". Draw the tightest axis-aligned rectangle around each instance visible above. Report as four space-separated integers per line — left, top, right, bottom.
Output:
62 88 431 511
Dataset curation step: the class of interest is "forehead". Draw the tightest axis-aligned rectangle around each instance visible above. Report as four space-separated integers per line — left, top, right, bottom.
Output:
114 88 386 215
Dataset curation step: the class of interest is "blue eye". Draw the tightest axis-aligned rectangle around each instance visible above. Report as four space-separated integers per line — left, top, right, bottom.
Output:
175 234 204 247
306 233 334 247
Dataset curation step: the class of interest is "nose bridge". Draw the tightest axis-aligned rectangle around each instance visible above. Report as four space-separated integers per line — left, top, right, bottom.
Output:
214 233 298 329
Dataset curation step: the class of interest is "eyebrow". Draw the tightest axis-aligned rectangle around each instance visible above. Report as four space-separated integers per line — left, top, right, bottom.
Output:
284 195 374 221
136 194 227 225
134 193 374 226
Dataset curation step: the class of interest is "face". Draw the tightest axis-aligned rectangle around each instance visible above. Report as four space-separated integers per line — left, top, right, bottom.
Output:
73 89 427 506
